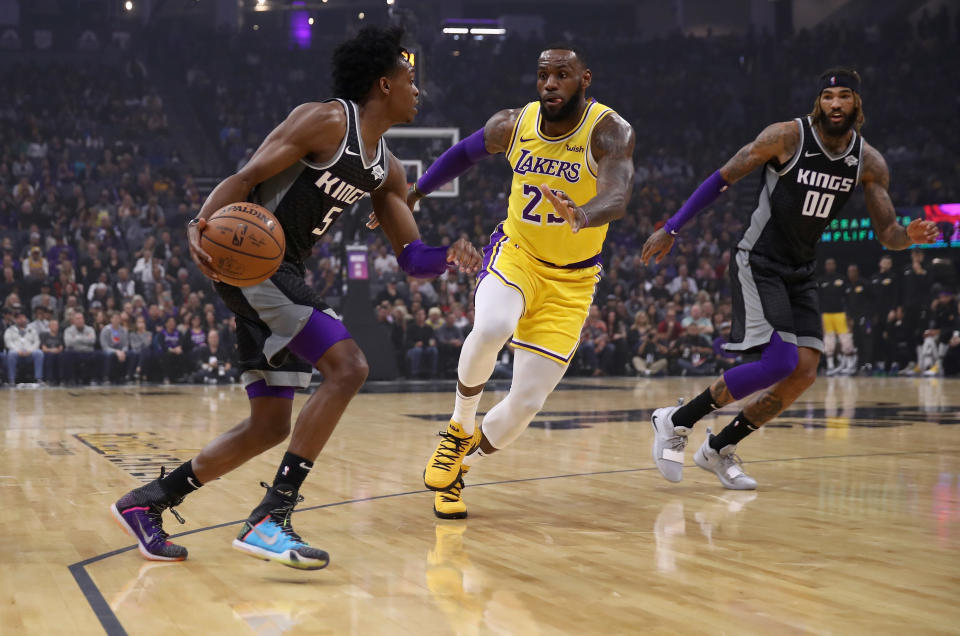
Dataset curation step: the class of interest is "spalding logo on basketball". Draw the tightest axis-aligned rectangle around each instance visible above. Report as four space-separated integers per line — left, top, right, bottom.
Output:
200 202 286 287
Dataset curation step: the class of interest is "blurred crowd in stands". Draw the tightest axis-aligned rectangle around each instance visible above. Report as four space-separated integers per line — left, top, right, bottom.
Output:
0 15 957 386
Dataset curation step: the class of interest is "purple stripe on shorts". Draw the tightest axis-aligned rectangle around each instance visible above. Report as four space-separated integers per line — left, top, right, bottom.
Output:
286 308 352 366
246 379 296 400
476 223 506 285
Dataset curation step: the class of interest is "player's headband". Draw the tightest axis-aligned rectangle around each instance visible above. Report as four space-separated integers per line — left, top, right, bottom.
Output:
819 71 860 94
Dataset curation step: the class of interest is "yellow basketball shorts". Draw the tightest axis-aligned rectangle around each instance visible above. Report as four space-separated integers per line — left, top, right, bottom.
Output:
822 312 849 335
479 230 600 364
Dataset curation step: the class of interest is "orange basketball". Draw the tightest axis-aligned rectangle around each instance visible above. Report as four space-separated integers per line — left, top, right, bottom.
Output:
200 202 285 287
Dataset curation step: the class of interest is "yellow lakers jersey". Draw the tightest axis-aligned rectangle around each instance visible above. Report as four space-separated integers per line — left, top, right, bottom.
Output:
502 99 615 265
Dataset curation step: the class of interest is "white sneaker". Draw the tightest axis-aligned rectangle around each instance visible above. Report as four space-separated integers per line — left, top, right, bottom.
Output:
693 429 757 490
650 405 690 483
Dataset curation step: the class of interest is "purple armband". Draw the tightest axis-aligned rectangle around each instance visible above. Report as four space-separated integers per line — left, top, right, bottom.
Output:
663 170 729 235
398 240 449 278
415 128 490 196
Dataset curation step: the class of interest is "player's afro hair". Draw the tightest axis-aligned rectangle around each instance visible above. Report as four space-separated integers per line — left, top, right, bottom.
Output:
332 25 408 104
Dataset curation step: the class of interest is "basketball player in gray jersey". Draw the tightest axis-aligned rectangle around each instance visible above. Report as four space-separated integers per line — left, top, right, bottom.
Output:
111 26 481 569
641 68 939 489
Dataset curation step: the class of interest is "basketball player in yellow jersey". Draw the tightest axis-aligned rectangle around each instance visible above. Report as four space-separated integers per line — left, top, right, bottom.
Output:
412 44 635 518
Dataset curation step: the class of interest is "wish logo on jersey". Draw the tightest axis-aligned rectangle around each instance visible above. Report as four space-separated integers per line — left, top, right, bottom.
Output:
513 149 582 183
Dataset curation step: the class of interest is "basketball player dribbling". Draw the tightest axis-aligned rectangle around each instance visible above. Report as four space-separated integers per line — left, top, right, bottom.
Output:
414 44 636 518
641 68 939 489
111 26 481 569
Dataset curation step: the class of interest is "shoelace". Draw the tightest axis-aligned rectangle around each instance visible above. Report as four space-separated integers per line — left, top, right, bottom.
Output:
258 481 307 544
431 431 472 471
718 451 746 477
440 478 465 503
666 432 688 452
155 466 186 526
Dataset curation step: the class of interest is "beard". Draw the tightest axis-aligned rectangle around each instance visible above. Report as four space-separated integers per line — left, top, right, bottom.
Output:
540 85 584 122
816 107 857 136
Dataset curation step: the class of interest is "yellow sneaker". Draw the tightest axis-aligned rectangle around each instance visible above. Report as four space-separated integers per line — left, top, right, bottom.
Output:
433 466 469 519
424 420 475 491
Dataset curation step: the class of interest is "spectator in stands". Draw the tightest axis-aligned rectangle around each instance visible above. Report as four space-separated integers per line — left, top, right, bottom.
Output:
578 305 613 376
100 312 131 383
40 318 63 385
28 306 51 336
671 323 715 376
681 303 713 335
629 311 666 376
128 315 153 382
188 329 238 384
4 310 43 384
668 263 698 295
405 308 438 379
372 244 399 278
62 311 99 385
375 279 407 307
21 246 48 296
435 312 465 377
154 316 186 382
115 267 136 304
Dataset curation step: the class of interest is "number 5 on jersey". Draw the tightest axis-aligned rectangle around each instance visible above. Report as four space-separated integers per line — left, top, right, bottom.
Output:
312 207 343 237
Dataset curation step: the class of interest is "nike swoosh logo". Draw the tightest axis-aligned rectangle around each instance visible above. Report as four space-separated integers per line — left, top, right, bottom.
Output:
804 151 821 157
187 476 199 489
299 461 311 471
344 147 360 156
136 517 158 545
250 523 282 546
519 137 534 143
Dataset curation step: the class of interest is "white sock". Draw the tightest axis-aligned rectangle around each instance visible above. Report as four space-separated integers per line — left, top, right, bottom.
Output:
452 389 482 435
462 446 490 470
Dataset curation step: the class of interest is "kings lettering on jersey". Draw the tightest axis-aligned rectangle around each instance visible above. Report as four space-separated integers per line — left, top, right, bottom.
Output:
503 100 616 266
249 98 389 263
738 116 864 266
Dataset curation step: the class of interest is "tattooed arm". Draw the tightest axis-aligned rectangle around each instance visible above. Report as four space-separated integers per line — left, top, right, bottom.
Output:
641 120 798 264
719 120 800 184
861 142 939 250
539 113 636 232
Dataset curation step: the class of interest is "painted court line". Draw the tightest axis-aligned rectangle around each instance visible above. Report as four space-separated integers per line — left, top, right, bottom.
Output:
71 448 960 636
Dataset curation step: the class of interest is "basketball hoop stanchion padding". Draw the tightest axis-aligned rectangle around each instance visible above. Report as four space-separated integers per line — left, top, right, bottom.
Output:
340 244 398 380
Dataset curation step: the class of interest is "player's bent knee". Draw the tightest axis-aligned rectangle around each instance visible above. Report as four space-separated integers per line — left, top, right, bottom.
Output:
330 351 369 391
510 392 547 419
766 343 799 380
469 318 515 347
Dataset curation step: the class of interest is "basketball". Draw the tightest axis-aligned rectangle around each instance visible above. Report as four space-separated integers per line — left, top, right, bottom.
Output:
200 202 286 287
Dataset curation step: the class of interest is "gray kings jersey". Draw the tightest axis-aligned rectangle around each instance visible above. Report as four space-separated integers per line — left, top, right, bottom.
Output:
249 98 390 264
738 116 864 266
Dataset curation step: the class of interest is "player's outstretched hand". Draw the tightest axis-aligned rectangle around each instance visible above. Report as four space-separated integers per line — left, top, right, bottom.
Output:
907 218 940 244
446 238 483 274
365 211 380 230
539 184 586 233
187 218 221 282
641 228 676 265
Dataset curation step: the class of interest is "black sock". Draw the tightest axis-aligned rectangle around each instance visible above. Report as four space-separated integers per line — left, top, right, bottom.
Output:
672 387 719 429
709 412 758 450
159 460 203 500
273 452 313 491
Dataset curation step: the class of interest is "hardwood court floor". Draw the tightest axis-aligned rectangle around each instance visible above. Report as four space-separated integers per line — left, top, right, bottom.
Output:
2 376 959 635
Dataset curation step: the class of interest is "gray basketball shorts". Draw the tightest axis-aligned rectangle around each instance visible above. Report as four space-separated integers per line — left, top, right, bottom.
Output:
726 249 824 353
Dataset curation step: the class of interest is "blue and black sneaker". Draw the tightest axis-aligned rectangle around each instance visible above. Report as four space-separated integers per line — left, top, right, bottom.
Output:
233 482 329 570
